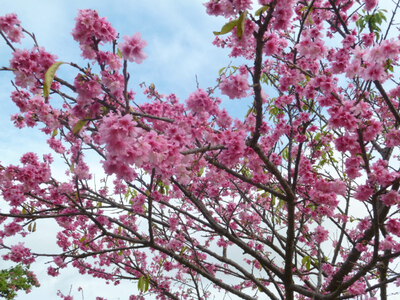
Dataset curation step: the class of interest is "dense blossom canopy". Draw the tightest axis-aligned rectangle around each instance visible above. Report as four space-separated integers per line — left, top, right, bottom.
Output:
1 1 400 299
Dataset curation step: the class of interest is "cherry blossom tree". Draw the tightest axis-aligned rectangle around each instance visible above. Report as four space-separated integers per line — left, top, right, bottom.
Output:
1 0 400 299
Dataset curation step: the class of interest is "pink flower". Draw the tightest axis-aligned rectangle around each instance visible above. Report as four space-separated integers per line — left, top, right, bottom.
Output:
316 179 346 196
381 190 400 206
345 156 363 179
186 89 217 114
370 159 396 186
72 9 117 59
220 73 250 99
47 138 66 154
47 266 60 277
259 0 274 4
381 236 396 250
362 119 382 141
232 0 252 11
297 37 326 60
204 0 235 17
120 33 147 64
362 33 375 47
314 225 329 243
364 0 378 11
3 243 35 264
272 0 294 31
10 47 56 89
354 184 374 201
3 222 23 236
348 278 366 295
0 13 23 42
328 102 358 130
386 129 400 147
387 219 400 236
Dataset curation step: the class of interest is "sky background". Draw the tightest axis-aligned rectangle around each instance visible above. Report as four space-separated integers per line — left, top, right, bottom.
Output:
0 1 237 299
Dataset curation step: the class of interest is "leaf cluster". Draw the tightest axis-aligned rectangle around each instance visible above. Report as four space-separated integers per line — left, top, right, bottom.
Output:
0 265 39 300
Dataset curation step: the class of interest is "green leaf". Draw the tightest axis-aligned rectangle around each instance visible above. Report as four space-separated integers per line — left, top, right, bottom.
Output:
237 11 248 38
255 5 269 17
51 129 59 137
197 167 205 177
72 120 88 135
213 19 238 36
117 48 123 59
138 275 151 292
43 62 65 99
179 246 188 256
385 59 394 73
138 276 144 292
302 256 312 270
271 195 276 207
144 276 150 292
101 106 110 115
218 67 226 76
245 106 255 118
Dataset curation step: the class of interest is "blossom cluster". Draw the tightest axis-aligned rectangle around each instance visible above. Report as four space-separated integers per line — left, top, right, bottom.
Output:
0 13 23 42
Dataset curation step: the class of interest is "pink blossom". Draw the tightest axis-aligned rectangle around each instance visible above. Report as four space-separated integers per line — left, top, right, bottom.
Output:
74 74 103 100
357 218 371 232
342 34 357 49
186 89 217 114
10 47 56 89
355 242 368 252
354 184 374 201
387 219 400 236
275 95 294 108
381 236 397 251
370 159 396 186
232 0 252 11
220 73 250 99
216 108 233 128
386 129 400 147
362 33 375 47
363 63 386 81
47 138 66 154
316 179 346 196
204 0 235 17
314 225 329 243
345 156 363 179
334 134 360 154
259 0 274 4
120 33 147 64
3 222 23 236
297 37 326 60
3 243 35 264
328 102 358 130
348 278 366 295
381 190 400 206
362 119 382 141
364 0 378 11
264 35 279 56
72 9 117 59
272 0 294 31
47 266 60 277
97 51 122 70
0 13 23 42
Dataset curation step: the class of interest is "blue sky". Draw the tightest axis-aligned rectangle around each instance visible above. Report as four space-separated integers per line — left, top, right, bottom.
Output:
0 1 237 299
